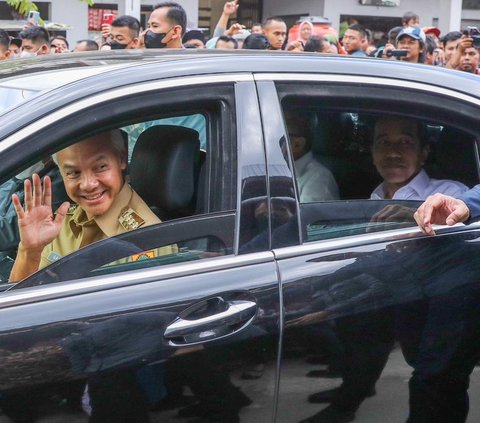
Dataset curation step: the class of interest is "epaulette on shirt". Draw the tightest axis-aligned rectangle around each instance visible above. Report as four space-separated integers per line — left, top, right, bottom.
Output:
118 207 145 231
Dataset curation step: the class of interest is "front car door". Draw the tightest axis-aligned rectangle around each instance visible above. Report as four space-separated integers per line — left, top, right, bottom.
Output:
0 68 280 422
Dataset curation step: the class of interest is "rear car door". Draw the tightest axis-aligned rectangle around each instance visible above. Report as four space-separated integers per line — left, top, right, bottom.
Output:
0 71 280 423
257 72 480 423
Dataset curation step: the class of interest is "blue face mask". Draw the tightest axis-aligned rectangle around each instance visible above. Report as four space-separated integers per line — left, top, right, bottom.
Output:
144 28 172 49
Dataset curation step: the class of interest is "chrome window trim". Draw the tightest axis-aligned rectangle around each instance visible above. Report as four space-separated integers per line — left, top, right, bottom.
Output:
1 250 274 308
254 73 480 106
273 222 480 260
0 73 254 154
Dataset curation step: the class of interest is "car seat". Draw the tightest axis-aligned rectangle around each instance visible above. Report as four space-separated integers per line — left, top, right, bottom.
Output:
130 125 201 220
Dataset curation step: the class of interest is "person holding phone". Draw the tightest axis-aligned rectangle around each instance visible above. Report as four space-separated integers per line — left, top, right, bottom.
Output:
18 26 50 57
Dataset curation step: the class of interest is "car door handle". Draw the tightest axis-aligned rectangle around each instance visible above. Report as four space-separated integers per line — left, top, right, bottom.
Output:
164 298 257 345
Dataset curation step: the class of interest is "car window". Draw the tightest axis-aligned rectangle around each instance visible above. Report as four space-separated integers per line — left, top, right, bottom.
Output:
2 85 237 287
277 84 479 242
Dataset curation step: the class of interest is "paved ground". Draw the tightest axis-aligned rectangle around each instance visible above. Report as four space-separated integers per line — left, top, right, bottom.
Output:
1 345 479 422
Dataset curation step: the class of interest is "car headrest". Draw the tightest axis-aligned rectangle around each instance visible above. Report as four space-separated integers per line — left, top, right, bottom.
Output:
130 125 200 220
310 112 354 157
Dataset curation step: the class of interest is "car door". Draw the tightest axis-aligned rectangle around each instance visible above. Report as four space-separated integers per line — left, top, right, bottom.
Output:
0 72 280 422
256 73 480 423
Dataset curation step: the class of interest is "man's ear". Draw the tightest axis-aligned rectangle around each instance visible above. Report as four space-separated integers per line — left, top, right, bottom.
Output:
40 44 49 54
131 37 139 48
172 25 182 39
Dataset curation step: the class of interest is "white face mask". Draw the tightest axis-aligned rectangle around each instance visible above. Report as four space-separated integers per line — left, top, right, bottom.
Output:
16 161 45 180
20 48 39 58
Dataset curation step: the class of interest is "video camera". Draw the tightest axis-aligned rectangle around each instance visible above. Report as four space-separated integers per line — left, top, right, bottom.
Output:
385 49 408 58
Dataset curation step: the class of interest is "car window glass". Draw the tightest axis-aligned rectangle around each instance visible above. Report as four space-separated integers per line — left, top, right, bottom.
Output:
2 96 235 287
278 96 477 242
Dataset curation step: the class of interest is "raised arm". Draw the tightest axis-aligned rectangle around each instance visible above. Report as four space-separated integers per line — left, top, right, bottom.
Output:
9 174 69 282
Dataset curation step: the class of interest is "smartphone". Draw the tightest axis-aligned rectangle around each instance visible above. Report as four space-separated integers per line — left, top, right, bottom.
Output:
103 13 114 26
27 11 40 26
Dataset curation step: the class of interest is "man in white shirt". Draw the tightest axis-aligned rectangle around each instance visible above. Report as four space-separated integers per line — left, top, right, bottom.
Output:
370 116 467 200
287 112 340 203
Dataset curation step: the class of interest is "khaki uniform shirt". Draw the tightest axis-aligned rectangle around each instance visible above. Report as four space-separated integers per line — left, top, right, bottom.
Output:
40 183 177 269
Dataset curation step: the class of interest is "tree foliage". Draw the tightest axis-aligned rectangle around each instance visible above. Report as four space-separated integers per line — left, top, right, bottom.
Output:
6 0 94 16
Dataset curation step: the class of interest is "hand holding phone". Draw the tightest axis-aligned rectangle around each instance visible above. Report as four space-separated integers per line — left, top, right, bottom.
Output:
103 13 114 26
27 11 40 26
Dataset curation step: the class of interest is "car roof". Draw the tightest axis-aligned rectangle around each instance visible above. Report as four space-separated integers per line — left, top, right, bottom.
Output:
0 49 479 139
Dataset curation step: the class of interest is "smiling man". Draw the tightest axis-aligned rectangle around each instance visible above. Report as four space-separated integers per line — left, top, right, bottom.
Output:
370 116 467 200
9 130 174 282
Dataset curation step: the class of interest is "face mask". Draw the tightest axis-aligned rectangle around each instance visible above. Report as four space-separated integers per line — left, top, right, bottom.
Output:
20 50 38 58
109 40 129 50
144 29 171 49
16 161 45 180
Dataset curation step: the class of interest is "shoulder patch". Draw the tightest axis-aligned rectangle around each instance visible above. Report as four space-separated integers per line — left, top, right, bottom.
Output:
67 204 78 214
119 207 145 231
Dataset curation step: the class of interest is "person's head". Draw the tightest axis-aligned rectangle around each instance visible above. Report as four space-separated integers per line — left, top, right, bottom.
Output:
251 23 262 34
55 130 127 218
402 11 420 27
49 35 69 54
387 26 403 45
0 29 10 60
262 17 287 50
441 31 462 62
342 24 367 54
215 35 238 49
423 34 437 65
372 116 428 197
304 35 327 53
74 39 99 52
19 26 50 57
242 33 270 50
396 26 426 63
145 2 186 49
109 15 141 49
285 111 312 160
457 46 480 73
8 37 22 57
299 20 314 42
182 29 206 48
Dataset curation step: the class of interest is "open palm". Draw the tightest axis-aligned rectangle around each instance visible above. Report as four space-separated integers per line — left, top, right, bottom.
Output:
13 174 70 252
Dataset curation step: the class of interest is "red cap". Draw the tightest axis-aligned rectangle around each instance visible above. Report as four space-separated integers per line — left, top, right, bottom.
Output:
423 27 441 38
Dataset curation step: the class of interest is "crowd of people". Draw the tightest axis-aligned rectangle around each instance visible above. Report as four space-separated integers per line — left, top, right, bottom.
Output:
0 1 478 76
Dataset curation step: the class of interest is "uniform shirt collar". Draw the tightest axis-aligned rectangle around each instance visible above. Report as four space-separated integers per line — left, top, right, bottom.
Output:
70 182 132 238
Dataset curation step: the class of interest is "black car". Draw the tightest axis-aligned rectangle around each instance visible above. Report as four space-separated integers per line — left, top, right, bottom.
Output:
0 50 480 423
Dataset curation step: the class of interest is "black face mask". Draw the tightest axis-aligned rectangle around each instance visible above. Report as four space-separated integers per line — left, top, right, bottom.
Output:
144 30 169 49
109 40 129 50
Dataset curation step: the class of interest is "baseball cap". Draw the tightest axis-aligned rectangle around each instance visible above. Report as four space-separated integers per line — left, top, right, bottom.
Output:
396 26 426 43
423 26 441 38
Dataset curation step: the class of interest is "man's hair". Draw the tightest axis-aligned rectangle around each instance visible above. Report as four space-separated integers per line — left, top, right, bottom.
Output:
304 35 325 53
243 33 270 50
50 35 69 49
76 39 99 51
153 2 187 35
0 29 9 51
112 15 141 38
402 11 419 25
424 34 436 55
387 26 403 44
373 115 428 148
19 26 50 45
52 130 126 165
262 17 286 28
440 31 462 48
215 35 238 49
347 24 367 39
